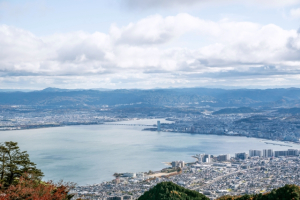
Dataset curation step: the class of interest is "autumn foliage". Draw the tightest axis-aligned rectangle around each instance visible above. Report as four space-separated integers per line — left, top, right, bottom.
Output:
0 173 75 200
0 142 75 200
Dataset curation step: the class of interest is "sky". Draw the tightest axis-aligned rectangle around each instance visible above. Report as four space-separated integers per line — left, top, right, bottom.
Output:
1 0 300 89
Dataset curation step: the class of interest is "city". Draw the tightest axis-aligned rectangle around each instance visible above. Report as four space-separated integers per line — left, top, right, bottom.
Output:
71 148 300 200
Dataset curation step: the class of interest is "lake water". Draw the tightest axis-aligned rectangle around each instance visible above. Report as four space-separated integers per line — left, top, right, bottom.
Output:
0 118 299 185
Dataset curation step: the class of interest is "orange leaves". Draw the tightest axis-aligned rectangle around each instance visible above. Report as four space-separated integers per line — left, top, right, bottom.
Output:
0 174 74 200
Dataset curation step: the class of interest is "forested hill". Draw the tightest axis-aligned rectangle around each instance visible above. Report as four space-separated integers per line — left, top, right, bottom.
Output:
138 182 209 200
138 182 300 200
1 87 300 107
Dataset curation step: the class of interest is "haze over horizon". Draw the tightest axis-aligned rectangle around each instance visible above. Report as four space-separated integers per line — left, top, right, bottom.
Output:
1 0 300 89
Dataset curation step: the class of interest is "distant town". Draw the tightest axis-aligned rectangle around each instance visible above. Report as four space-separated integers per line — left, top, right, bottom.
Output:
1 104 300 143
71 148 300 200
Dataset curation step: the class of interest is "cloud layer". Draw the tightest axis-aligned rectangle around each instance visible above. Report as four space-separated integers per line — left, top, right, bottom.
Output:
124 0 300 9
1 13 300 89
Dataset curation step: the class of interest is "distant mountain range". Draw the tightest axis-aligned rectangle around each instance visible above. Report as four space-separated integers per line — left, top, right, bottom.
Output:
1 87 300 107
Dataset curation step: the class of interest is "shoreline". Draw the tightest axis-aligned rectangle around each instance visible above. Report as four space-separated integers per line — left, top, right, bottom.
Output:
0 122 104 131
144 129 300 146
1 119 299 146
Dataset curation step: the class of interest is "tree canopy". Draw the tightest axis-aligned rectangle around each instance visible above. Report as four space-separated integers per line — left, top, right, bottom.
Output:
0 142 43 188
0 141 75 200
138 182 209 200
217 184 300 200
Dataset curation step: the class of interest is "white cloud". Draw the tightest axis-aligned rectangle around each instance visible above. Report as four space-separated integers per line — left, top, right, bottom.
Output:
0 14 300 89
124 0 300 9
290 8 300 18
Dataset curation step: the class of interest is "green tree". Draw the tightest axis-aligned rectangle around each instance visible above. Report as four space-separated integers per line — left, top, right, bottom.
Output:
0 141 43 187
138 182 209 200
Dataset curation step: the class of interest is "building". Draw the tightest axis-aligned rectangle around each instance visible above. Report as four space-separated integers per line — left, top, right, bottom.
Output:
171 160 185 168
275 150 288 157
217 154 230 161
235 152 248 160
122 173 136 178
157 121 161 131
136 173 144 178
288 149 299 156
249 150 262 157
263 149 274 157
274 149 299 157
171 161 178 168
179 160 185 168
107 197 123 200
202 154 210 163
107 196 132 200
115 177 120 184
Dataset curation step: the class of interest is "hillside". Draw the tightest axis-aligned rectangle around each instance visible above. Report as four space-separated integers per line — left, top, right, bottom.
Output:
217 184 300 200
138 182 209 200
138 182 300 200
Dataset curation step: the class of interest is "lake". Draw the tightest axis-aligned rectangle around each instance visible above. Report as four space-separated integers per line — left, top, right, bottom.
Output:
0 118 299 185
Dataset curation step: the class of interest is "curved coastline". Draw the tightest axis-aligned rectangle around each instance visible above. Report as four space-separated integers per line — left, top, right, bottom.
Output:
0 118 299 185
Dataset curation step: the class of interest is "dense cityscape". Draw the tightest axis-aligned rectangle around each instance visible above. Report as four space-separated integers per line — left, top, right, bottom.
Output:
71 148 300 200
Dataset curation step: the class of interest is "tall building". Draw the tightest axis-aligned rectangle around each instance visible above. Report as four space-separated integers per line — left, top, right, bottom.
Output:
202 154 210 163
217 154 230 161
274 150 288 157
263 149 274 157
157 120 161 131
249 150 262 157
274 149 299 157
288 149 299 156
179 160 185 168
235 153 248 160
171 160 185 168
196 154 211 163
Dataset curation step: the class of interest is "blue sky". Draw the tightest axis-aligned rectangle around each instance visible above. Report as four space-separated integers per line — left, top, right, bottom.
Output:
1 0 300 89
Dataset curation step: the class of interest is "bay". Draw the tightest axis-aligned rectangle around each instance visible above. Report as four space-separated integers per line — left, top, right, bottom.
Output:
0 118 299 185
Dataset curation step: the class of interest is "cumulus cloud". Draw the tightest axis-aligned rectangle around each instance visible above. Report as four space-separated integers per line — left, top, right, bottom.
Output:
123 0 300 9
0 13 300 89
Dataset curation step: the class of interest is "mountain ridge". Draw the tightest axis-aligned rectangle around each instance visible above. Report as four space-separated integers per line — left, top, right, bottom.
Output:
1 87 300 107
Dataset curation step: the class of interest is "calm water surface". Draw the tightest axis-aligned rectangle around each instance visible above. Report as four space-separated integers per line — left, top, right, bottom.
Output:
0 118 299 185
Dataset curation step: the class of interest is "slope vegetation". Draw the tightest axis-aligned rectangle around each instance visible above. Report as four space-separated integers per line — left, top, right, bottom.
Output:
138 182 209 200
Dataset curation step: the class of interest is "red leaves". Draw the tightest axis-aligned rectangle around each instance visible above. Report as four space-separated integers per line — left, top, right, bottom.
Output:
0 174 74 200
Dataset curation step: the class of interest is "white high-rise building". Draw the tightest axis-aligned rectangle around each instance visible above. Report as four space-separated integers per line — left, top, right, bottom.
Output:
157 121 161 131
249 150 262 157
202 154 210 163
171 160 185 168
263 149 274 157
